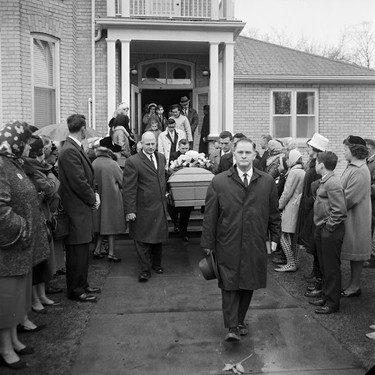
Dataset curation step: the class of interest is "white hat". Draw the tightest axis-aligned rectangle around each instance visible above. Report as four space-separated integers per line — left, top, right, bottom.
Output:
288 149 302 167
307 133 329 152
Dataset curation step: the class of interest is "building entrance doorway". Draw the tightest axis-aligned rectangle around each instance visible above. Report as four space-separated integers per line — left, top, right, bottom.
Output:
141 89 192 118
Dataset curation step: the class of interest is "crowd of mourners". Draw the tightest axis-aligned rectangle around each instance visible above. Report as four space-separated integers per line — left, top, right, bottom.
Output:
0 95 375 368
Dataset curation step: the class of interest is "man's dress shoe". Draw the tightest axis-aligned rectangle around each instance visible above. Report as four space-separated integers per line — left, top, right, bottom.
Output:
138 271 151 282
341 289 361 297
315 305 338 314
304 289 323 298
85 287 101 294
308 298 326 306
71 293 97 302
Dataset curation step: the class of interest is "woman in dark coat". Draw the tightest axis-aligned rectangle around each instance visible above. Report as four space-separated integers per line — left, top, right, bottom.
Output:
92 146 126 261
23 135 59 312
0 121 43 369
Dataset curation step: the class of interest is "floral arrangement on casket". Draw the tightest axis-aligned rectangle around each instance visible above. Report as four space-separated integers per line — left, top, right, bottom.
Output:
167 151 214 207
169 150 211 172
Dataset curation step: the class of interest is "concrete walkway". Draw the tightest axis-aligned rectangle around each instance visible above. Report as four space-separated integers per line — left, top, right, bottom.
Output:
71 236 365 375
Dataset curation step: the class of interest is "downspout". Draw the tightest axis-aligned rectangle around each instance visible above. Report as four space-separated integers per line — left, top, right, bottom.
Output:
91 0 96 129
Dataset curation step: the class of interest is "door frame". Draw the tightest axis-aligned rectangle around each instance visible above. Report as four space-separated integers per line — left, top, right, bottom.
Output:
131 84 142 134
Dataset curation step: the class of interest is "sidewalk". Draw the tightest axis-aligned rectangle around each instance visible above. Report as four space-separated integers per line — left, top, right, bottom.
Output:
71 236 366 375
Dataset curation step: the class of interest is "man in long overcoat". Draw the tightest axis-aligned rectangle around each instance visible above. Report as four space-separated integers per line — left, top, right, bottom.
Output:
59 114 101 302
201 138 280 342
123 131 169 282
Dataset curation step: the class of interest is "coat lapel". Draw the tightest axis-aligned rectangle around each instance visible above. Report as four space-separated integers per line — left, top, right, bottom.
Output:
66 137 93 173
139 151 157 174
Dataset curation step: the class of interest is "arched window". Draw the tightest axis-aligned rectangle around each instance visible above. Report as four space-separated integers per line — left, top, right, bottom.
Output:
139 59 194 89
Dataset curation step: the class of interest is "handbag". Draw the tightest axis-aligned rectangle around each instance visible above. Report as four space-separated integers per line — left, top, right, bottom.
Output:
52 203 70 240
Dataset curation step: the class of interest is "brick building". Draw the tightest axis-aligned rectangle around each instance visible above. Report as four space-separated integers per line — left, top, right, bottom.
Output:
1 0 374 171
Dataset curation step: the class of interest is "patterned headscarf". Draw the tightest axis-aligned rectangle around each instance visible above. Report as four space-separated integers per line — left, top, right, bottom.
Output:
0 120 33 158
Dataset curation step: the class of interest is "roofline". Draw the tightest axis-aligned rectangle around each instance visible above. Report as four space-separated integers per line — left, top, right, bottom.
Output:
237 35 375 75
234 75 375 84
96 18 246 38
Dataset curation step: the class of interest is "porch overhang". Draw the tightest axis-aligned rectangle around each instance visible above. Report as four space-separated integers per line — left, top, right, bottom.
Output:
234 75 375 85
96 18 245 39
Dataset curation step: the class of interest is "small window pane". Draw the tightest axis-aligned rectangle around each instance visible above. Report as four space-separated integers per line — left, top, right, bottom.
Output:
33 39 54 87
296 116 315 138
273 117 291 138
297 92 315 114
167 62 191 85
273 92 291 115
141 62 166 84
35 87 55 127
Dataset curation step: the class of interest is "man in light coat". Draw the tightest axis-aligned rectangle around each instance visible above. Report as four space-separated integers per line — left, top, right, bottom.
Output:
158 118 186 167
170 104 192 143
59 114 101 302
201 138 281 342
123 132 169 282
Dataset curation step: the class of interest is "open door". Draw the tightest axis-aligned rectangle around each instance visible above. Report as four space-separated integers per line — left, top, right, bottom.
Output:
131 84 142 136
193 86 209 150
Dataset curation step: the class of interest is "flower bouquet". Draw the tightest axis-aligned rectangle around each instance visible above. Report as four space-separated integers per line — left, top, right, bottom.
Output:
169 150 211 173
167 151 214 207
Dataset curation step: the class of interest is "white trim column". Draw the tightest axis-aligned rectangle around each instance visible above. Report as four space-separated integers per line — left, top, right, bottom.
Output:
209 42 219 138
121 40 131 105
223 41 234 134
106 38 116 122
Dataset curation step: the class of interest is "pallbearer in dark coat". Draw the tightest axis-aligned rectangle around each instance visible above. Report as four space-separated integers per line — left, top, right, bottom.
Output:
199 105 210 155
58 114 101 302
201 138 280 342
123 131 169 282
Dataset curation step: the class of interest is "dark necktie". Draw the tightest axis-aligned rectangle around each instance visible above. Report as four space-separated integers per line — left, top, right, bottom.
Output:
150 154 156 169
243 173 249 188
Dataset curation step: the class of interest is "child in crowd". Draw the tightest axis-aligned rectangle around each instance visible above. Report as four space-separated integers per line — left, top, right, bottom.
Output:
309 151 347 314
149 122 162 148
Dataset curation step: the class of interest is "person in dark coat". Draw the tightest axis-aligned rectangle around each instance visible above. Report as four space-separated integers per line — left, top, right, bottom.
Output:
92 146 126 262
198 105 209 155
58 114 101 303
23 135 59 312
180 96 199 147
123 131 169 282
201 138 281 342
258 134 272 170
364 138 375 268
0 121 40 369
294 133 329 294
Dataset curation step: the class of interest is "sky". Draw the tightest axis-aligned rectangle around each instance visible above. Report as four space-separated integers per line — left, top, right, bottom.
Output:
235 0 375 45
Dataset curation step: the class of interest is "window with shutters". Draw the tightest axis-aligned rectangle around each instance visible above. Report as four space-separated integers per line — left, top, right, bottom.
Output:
32 35 59 127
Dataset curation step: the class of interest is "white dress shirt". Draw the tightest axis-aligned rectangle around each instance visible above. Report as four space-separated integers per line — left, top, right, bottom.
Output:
237 167 253 185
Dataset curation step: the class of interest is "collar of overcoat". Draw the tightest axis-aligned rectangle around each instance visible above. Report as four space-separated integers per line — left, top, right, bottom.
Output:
227 164 260 188
65 137 93 172
139 150 159 174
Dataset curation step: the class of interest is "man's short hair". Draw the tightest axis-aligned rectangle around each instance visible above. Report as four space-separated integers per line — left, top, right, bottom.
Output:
261 134 272 143
317 151 338 171
203 105 209 111
233 133 246 140
67 114 86 133
178 138 188 146
170 104 181 112
219 131 233 141
233 137 254 150
168 118 176 124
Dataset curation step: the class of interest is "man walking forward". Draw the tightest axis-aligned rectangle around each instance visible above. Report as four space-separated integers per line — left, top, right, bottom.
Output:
201 138 280 341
